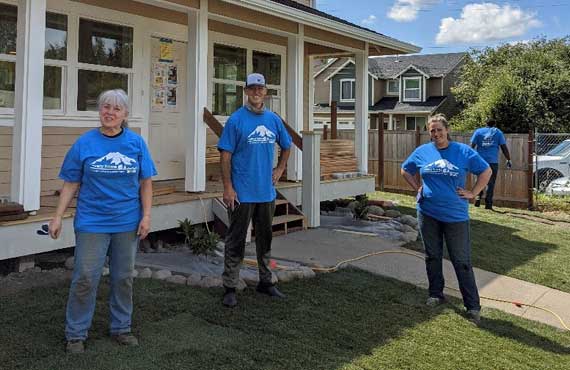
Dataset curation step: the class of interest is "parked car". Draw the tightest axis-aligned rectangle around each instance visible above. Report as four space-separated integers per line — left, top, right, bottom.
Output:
545 176 570 196
534 139 570 190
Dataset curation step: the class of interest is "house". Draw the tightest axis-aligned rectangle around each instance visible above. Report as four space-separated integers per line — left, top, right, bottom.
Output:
0 0 419 261
313 52 467 131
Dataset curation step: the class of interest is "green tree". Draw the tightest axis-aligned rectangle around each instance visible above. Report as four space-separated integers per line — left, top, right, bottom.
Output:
451 38 570 133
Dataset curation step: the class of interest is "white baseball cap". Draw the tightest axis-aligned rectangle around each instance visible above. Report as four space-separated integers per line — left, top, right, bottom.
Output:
246 73 266 87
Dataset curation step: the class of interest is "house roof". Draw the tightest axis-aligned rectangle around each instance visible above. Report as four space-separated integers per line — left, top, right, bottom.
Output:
372 96 447 114
368 53 467 78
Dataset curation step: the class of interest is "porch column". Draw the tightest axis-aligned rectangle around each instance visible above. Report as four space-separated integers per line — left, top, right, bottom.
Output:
286 25 304 181
185 0 208 192
11 0 46 211
354 45 369 174
302 131 320 228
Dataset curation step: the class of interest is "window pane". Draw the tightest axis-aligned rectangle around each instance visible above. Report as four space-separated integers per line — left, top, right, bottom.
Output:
77 70 129 111
45 12 67 60
253 51 281 85
212 83 243 116
416 116 426 130
79 19 133 68
388 79 398 93
0 61 15 108
405 89 420 99
44 66 62 110
214 44 246 81
405 79 420 89
341 81 353 100
264 89 280 115
406 117 416 131
0 4 17 55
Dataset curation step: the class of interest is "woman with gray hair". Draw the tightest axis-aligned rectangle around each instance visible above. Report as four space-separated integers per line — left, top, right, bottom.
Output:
49 89 157 353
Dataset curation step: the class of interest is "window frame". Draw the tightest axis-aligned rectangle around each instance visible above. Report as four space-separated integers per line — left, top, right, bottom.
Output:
405 116 427 131
403 76 421 102
339 78 355 102
43 10 69 115
208 32 286 120
0 1 17 114
386 79 399 96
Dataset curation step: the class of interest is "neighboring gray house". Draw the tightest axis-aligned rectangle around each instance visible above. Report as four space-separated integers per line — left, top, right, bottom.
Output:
313 52 468 130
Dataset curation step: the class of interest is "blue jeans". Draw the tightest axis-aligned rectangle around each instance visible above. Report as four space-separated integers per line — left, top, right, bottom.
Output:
478 163 499 206
65 231 138 341
417 212 481 311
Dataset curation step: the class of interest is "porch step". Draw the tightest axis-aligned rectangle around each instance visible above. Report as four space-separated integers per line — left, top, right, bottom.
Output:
272 214 304 226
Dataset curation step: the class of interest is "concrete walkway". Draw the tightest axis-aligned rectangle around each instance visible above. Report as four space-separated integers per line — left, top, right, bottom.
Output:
270 228 570 331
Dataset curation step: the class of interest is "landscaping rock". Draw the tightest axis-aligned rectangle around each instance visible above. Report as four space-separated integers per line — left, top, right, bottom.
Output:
367 205 385 216
401 224 416 234
166 275 187 285
151 269 172 280
198 276 223 288
300 266 316 279
236 278 247 291
385 209 401 218
138 267 152 278
139 239 152 253
276 270 295 283
102 267 110 277
131 269 139 278
399 215 419 228
400 231 419 243
64 256 74 271
186 273 202 286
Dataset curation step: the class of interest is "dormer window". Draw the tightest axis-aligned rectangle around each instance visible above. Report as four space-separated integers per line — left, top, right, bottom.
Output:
403 77 421 102
340 78 355 102
387 79 399 95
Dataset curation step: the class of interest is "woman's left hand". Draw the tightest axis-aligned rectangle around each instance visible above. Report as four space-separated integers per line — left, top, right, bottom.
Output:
137 215 151 239
456 187 475 199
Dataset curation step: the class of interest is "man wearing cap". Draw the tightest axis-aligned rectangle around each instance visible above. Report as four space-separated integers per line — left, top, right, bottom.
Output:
470 118 512 209
217 73 293 307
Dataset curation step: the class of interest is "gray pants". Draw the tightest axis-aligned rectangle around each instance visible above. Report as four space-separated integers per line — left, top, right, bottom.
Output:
222 201 276 289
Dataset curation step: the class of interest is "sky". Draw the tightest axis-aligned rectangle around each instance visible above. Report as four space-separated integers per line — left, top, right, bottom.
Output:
315 0 570 54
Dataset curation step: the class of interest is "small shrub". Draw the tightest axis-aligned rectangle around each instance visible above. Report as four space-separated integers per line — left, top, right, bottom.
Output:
177 218 195 247
353 195 370 219
191 226 220 257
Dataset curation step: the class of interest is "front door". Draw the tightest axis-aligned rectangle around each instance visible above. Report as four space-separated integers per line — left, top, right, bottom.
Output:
149 37 187 180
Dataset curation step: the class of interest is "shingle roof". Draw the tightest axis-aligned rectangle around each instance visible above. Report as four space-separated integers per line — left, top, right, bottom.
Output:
372 96 447 113
268 0 410 47
368 53 467 78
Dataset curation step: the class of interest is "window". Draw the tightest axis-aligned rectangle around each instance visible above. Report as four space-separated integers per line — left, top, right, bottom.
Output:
77 18 133 111
45 12 67 60
340 78 355 102
211 39 284 117
403 77 421 101
406 116 427 131
387 79 399 95
0 4 17 109
43 12 68 111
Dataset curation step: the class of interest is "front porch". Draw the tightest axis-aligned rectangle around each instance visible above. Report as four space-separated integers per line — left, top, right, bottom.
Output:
0 176 375 261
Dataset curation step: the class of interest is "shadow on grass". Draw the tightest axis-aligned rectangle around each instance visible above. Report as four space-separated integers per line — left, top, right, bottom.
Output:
0 270 568 370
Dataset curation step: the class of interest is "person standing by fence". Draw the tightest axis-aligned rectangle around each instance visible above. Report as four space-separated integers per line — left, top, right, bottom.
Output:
401 114 491 325
470 118 511 209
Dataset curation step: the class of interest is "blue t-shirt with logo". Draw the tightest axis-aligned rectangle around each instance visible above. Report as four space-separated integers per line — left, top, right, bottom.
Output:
218 107 292 203
470 127 506 164
402 142 489 222
59 128 157 233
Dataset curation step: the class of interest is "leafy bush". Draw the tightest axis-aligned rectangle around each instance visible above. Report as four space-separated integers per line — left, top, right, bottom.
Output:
190 226 220 257
177 218 194 247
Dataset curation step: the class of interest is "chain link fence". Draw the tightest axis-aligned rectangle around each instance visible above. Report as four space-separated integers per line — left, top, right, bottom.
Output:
534 132 570 208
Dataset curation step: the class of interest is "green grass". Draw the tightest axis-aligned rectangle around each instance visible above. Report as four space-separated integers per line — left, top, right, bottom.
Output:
535 193 570 214
1 271 569 370
370 191 570 293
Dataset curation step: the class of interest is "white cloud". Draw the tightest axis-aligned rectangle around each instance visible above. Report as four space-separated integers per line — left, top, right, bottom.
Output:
436 3 541 44
387 0 434 22
361 15 377 27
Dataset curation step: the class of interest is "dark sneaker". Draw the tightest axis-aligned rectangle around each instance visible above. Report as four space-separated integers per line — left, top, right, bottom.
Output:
66 340 85 354
256 284 286 299
425 296 446 307
466 310 481 325
485 204 493 210
222 289 238 308
474 197 481 207
112 332 139 346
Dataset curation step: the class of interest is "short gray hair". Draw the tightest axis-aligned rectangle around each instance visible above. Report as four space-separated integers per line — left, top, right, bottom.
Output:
97 89 130 127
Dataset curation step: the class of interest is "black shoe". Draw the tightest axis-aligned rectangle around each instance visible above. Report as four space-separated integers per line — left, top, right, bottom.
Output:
222 288 237 308
256 284 286 299
474 197 481 207
485 204 493 210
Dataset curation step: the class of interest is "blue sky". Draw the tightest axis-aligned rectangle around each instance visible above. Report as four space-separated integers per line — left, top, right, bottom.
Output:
316 0 570 54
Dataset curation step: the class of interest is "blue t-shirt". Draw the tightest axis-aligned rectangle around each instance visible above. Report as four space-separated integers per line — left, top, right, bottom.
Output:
470 127 506 164
59 128 157 233
402 142 489 222
217 107 292 203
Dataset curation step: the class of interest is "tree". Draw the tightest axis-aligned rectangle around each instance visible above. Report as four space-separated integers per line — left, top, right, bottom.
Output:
451 38 570 133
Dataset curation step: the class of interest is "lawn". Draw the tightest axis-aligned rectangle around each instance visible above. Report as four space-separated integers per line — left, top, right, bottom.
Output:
370 191 570 294
1 271 569 370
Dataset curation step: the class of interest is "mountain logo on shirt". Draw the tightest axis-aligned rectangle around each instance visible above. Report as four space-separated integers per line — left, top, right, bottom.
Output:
424 159 460 177
90 152 138 174
482 128 498 147
247 125 276 144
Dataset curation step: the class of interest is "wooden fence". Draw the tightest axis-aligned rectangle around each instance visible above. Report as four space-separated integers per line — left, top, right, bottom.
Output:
328 129 531 208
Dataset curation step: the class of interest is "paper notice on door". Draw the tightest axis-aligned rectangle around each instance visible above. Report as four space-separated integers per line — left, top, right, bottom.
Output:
168 64 178 85
167 87 178 110
152 88 166 111
159 38 173 62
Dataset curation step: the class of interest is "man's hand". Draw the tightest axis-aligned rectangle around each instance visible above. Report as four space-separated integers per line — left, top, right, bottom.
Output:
223 187 239 210
272 167 285 185
506 160 512 169
48 216 62 239
137 215 151 240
